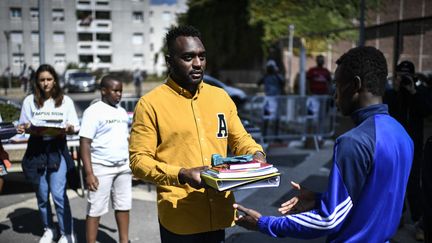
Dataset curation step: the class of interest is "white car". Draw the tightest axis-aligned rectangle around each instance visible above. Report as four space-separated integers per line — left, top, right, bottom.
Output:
203 75 247 107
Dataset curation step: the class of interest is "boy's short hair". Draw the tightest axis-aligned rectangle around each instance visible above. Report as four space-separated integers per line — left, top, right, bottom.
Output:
100 75 119 89
336 46 388 96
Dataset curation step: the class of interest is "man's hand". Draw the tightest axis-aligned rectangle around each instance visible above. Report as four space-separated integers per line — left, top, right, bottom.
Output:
233 203 261 231
86 173 99 192
278 181 316 215
17 123 29 134
178 166 209 189
253 151 266 163
65 124 75 135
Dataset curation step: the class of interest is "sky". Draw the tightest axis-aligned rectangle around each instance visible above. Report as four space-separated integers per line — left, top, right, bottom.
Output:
151 0 177 5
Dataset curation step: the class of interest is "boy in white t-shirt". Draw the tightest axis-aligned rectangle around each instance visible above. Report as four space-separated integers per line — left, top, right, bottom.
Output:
79 75 131 243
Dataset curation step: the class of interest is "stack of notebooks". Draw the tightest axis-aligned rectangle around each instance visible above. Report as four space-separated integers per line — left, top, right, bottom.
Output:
201 154 280 191
0 122 17 140
29 118 66 136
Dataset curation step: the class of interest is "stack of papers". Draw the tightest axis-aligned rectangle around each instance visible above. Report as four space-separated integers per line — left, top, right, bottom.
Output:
201 154 280 191
30 119 66 136
0 122 17 140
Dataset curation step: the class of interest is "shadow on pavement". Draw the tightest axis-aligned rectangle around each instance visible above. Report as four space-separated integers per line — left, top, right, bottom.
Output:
268 154 309 168
2 172 34 195
226 231 324 243
74 218 118 243
0 223 10 233
0 207 117 242
6 208 43 236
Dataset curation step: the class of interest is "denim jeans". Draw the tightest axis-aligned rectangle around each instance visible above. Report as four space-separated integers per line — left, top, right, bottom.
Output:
35 155 73 235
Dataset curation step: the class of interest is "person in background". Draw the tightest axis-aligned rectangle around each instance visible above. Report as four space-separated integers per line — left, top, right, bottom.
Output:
18 64 79 243
133 69 143 98
28 65 36 94
304 55 332 148
384 60 432 240
129 25 265 243
257 62 285 141
20 63 29 93
0 141 11 194
233 46 413 242
0 113 12 193
79 75 131 243
306 55 332 95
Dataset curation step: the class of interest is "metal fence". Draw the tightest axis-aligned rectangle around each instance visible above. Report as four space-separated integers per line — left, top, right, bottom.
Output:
119 97 140 112
241 95 337 150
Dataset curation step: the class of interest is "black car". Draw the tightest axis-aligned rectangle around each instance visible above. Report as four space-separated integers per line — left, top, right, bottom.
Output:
65 72 97 93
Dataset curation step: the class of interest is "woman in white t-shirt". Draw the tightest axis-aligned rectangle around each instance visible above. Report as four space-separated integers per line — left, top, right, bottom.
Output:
17 64 79 243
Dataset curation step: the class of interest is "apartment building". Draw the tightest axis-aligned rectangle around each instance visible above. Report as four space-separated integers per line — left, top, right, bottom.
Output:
0 0 187 76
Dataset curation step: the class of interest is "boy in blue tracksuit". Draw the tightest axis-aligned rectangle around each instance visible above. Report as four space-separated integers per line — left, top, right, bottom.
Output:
234 46 413 242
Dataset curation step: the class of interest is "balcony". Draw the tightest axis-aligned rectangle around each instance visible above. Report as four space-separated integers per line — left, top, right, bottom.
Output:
76 0 92 10
77 41 112 54
77 19 112 32
76 0 111 10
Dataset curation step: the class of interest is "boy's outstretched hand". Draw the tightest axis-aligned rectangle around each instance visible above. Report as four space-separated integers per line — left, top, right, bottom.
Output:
278 181 316 215
233 203 262 231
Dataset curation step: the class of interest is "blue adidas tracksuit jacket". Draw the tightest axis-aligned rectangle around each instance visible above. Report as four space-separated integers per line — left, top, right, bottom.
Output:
258 104 413 242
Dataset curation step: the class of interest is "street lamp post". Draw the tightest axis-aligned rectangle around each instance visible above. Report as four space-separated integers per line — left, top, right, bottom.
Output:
359 0 366 46
287 24 294 92
38 0 45 64
3 31 12 90
17 43 22 74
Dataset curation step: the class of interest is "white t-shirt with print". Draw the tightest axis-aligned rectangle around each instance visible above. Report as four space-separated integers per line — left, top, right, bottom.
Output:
79 101 129 166
19 94 80 132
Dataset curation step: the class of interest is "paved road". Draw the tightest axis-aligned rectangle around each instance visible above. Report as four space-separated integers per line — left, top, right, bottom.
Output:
0 141 419 242
0 84 423 242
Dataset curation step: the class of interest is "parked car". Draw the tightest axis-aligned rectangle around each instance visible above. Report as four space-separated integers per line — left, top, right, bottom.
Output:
64 71 97 93
203 75 247 107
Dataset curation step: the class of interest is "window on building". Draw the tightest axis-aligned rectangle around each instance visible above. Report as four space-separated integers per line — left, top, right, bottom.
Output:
79 55 93 63
95 11 110 20
162 11 171 22
31 32 39 42
53 32 65 43
10 8 22 19
132 33 143 45
98 44 109 49
96 33 111 42
133 54 144 65
32 54 40 67
12 53 24 66
54 54 66 65
150 43 154 52
96 0 109 6
78 1 91 5
11 31 23 43
150 27 154 34
52 9 65 22
78 33 93 41
77 10 92 26
132 11 144 23
97 55 111 63
30 8 39 21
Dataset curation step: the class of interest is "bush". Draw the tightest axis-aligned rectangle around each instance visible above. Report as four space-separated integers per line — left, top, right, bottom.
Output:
0 103 20 122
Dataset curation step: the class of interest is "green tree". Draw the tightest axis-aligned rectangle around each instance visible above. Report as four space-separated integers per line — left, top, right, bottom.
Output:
180 0 381 70
249 0 380 53
179 0 264 75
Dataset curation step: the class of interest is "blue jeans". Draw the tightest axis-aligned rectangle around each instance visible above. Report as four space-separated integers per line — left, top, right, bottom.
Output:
35 156 73 235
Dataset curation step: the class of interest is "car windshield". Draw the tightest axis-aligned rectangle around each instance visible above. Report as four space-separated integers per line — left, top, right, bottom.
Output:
70 73 92 78
203 75 225 88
